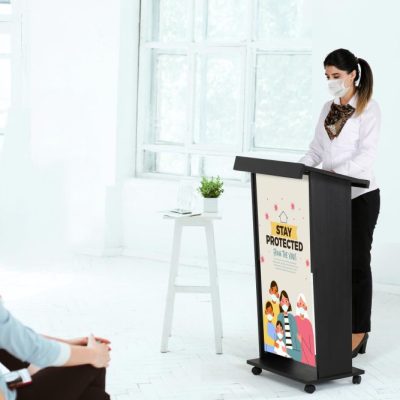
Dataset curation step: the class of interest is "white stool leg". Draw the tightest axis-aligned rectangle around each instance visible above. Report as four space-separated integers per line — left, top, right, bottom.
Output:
160 221 183 353
205 221 223 354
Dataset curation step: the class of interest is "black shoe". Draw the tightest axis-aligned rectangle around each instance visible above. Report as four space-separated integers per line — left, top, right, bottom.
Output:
352 333 369 358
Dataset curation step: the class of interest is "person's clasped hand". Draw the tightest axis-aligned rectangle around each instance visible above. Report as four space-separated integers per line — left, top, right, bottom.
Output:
68 336 111 350
87 334 111 368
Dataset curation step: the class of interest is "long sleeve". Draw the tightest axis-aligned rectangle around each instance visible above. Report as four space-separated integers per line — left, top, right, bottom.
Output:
299 101 331 167
333 101 381 178
0 378 14 400
265 322 276 347
0 303 71 369
287 314 302 361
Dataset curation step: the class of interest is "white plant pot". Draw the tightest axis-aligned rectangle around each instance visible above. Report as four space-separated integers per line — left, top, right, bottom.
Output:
203 197 219 213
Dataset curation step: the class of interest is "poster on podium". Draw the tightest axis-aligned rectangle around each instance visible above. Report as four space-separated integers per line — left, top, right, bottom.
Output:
256 173 316 367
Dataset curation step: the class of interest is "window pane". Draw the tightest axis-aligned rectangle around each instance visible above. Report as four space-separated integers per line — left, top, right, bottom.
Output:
143 150 186 175
194 54 243 147
257 0 311 40
190 154 241 180
0 33 11 54
206 0 248 41
0 59 11 130
0 4 12 15
253 54 312 150
150 53 188 144
153 0 190 41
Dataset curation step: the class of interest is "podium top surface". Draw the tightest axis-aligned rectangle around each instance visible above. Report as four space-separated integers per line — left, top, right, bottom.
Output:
233 156 369 188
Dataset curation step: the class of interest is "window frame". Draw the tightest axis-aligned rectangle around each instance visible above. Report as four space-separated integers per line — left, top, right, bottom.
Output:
0 0 23 144
136 0 312 182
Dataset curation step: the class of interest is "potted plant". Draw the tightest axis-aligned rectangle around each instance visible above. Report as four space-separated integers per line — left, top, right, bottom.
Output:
197 176 224 213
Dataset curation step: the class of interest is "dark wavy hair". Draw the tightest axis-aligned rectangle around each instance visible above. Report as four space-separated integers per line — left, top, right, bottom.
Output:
324 48 373 116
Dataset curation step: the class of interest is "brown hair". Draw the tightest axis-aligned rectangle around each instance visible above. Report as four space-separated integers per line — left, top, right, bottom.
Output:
324 48 373 116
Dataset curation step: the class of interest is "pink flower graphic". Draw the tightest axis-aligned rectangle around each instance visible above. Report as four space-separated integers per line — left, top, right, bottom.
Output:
274 204 278 211
291 202 295 210
306 259 310 267
265 212 269 220
260 256 265 263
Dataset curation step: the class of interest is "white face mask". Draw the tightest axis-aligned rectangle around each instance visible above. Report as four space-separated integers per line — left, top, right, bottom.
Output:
277 332 284 340
282 304 289 312
327 78 350 98
270 294 278 303
266 314 273 322
297 307 305 316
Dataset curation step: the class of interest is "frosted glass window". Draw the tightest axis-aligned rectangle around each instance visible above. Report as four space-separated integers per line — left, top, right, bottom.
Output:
0 34 10 53
0 59 11 129
0 4 12 15
257 0 311 40
152 0 190 41
194 54 243 147
143 150 186 175
206 0 248 41
254 54 312 150
190 154 241 180
150 53 188 144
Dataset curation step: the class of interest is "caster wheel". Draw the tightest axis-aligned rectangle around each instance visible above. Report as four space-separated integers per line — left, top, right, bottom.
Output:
304 384 316 394
352 375 362 384
251 367 262 376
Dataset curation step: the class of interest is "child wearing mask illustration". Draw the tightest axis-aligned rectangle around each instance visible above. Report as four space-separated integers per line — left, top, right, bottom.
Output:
277 290 302 361
264 301 276 353
274 321 289 358
268 280 280 324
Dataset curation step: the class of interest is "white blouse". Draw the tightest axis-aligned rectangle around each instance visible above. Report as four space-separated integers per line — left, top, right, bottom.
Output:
299 93 381 199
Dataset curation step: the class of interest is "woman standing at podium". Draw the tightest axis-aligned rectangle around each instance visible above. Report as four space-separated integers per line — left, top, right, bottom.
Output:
299 48 381 358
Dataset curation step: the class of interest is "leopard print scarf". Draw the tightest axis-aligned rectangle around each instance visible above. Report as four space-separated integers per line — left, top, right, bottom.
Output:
324 102 355 140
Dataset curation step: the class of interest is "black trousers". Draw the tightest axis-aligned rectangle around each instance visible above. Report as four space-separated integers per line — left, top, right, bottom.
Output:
352 188 380 334
0 350 110 400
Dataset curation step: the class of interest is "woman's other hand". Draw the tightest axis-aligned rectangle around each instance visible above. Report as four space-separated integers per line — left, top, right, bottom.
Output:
68 336 111 349
28 364 41 376
87 334 111 368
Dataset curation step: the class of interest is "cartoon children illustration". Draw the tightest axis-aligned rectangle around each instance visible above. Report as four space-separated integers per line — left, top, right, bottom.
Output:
295 293 316 367
264 301 276 353
277 290 302 361
274 320 289 357
268 280 280 324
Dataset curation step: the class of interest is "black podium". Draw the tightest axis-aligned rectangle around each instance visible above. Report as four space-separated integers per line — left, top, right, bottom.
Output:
233 156 369 394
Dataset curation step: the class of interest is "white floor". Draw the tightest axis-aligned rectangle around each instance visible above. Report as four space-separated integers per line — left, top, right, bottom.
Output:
0 256 399 400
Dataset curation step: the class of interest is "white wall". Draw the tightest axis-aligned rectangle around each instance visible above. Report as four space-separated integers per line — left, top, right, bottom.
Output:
0 0 122 264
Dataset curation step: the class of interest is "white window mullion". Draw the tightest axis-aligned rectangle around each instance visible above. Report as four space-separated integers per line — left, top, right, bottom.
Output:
136 0 154 176
240 0 257 183
184 0 195 176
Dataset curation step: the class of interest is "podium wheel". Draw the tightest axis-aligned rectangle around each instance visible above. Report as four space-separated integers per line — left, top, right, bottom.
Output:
251 367 262 375
352 375 362 384
304 384 316 394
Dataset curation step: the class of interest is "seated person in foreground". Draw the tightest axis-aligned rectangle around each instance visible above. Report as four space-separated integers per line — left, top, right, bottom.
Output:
0 300 111 400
